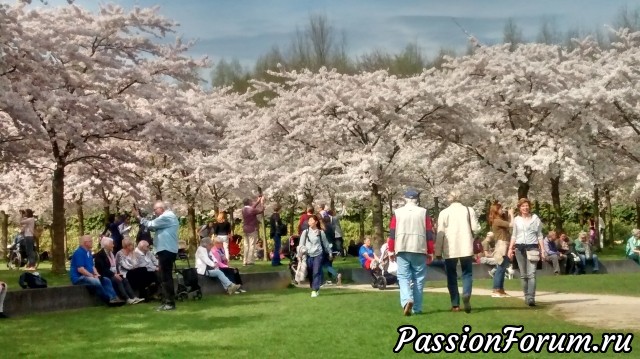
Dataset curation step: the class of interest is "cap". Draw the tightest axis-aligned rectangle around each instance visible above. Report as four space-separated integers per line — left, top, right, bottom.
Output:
403 189 419 199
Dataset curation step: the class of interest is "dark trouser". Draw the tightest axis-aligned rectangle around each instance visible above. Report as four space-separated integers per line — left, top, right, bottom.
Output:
334 237 344 256
220 267 243 285
272 234 281 266
24 236 36 267
306 255 324 291
444 256 474 307
493 256 510 290
157 251 177 305
126 268 159 299
111 276 136 299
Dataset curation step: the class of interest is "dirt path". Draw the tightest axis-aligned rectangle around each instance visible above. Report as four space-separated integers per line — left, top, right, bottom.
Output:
334 284 640 331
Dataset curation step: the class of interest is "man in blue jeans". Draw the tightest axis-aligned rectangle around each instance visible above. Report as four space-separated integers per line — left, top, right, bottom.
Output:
70 235 122 305
435 191 479 313
133 201 179 311
387 189 434 316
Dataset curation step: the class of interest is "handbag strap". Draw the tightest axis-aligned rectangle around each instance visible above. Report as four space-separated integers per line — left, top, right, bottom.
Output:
466 207 473 238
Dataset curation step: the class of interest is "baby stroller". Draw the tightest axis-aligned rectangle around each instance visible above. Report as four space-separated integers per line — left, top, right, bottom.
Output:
7 233 28 270
370 245 398 290
229 235 242 261
174 257 202 301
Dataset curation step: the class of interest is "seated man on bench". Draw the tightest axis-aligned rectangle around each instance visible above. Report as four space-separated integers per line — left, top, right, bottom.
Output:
70 235 123 305
544 231 566 275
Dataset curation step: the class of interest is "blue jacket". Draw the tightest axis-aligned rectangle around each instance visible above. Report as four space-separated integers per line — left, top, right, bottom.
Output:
141 210 179 253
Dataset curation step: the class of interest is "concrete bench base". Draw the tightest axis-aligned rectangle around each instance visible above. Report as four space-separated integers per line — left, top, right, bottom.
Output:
4 260 638 317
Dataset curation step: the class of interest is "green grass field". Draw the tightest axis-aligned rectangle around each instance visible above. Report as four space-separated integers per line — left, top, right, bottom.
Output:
0 285 638 358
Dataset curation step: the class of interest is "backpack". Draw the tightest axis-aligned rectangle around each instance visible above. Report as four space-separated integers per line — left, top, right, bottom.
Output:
19 272 48 289
279 223 288 236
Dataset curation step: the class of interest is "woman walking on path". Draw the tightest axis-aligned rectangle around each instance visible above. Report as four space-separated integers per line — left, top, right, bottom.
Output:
508 198 545 307
299 215 333 298
488 201 513 298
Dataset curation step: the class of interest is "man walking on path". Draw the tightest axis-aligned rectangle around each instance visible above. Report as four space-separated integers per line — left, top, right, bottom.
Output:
435 191 479 313
242 195 264 266
387 189 434 316
133 201 179 311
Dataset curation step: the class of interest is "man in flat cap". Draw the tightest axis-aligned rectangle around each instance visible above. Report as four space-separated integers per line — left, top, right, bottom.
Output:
387 189 434 316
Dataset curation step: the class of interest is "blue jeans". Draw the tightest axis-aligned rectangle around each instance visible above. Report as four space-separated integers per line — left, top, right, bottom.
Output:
204 269 233 289
323 261 337 280
493 256 509 290
444 256 473 307
272 234 281 266
74 276 117 303
396 252 427 313
306 255 324 291
514 246 537 302
578 254 600 272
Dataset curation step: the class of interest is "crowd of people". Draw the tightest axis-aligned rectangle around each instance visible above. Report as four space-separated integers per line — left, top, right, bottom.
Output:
3 191 640 319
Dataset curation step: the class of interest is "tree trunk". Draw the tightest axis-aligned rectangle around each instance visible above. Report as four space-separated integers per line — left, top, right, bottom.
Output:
359 206 365 242
636 197 640 229
371 183 384 251
593 187 601 251
76 194 85 236
289 204 295 237
517 180 530 199
51 164 67 274
261 213 269 261
103 204 110 226
329 194 335 212
550 176 563 232
187 204 197 250
605 188 613 248
0 211 7 260
433 196 440 219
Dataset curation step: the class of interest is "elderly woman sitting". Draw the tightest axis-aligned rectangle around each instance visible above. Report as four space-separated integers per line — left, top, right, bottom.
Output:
574 232 599 274
211 236 246 293
117 239 160 300
196 237 241 295
95 237 144 304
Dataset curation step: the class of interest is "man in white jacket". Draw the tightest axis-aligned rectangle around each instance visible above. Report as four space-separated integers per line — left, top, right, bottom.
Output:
195 238 241 295
435 191 479 313
387 189 435 316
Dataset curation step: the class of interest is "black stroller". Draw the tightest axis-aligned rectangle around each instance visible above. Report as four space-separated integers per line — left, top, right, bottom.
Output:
370 250 398 290
174 256 202 301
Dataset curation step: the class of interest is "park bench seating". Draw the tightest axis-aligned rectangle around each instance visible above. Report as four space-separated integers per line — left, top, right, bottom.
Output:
4 259 639 317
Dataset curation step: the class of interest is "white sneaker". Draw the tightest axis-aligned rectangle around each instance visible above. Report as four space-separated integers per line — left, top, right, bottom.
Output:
311 291 318 298
126 298 136 305
133 297 145 304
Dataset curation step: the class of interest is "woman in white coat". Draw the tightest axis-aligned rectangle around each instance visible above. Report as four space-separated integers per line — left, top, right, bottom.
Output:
195 238 241 295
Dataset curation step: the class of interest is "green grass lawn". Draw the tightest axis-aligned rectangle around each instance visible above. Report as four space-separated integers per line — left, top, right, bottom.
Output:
427 273 640 297
0 287 637 358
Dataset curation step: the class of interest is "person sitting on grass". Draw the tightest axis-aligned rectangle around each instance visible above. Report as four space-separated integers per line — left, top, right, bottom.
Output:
70 235 123 305
211 236 246 293
118 239 160 300
95 237 144 305
196 237 241 295
625 229 640 264
574 232 599 274
0 281 7 319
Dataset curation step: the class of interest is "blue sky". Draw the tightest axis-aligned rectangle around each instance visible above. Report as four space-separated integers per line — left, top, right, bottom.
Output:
39 0 640 71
